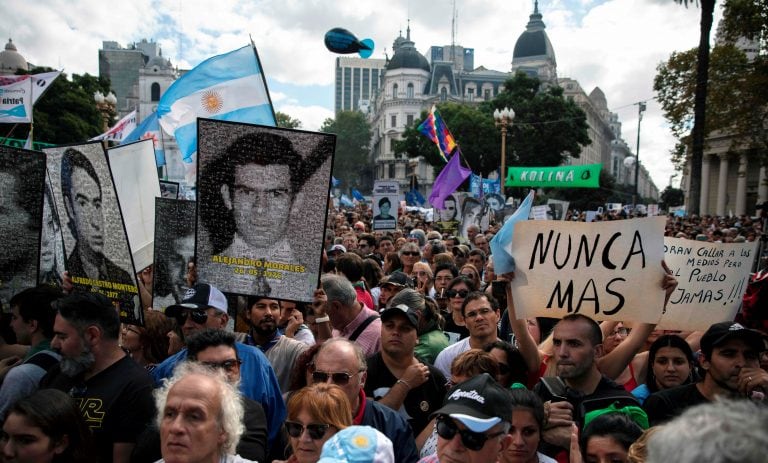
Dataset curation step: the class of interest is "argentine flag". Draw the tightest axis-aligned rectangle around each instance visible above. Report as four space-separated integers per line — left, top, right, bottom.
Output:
157 45 275 163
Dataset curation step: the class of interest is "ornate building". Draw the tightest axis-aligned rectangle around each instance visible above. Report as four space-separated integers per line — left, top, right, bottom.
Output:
0 38 29 75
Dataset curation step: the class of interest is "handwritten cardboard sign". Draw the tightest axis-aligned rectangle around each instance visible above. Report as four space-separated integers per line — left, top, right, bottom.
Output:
659 237 758 330
510 217 666 322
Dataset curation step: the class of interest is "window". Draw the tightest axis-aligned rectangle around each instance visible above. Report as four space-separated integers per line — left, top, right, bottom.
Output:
391 115 397 128
406 114 414 126
440 87 447 101
406 82 414 98
392 83 398 99
388 163 395 179
390 138 397 152
151 82 161 102
467 87 474 102
484 89 491 101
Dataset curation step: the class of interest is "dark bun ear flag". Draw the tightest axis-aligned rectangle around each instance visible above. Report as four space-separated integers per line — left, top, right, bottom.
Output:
324 28 374 58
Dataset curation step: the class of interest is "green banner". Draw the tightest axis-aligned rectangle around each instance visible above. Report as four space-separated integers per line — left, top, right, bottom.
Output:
505 163 601 188
0 137 56 150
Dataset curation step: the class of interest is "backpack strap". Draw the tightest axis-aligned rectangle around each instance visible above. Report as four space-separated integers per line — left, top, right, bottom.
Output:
349 315 379 342
23 351 60 372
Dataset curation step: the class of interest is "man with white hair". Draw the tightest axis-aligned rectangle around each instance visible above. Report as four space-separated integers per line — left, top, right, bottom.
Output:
154 361 256 463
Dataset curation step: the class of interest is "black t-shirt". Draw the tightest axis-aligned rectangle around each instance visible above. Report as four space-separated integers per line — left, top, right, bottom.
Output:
643 382 708 426
41 355 155 463
363 353 447 435
442 316 470 342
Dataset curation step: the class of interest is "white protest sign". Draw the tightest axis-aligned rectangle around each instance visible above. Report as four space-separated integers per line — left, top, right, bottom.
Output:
510 217 666 322
531 205 549 220
647 204 659 216
659 237 758 330
372 181 399 231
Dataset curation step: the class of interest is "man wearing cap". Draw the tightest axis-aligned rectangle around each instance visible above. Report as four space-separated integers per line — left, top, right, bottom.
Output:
328 244 347 258
418 373 513 463
364 299 447 436
152 283 286 447
644 321 768 426
378 271 411 310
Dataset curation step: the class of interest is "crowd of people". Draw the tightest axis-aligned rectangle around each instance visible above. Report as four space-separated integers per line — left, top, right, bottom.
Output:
0 199 767 463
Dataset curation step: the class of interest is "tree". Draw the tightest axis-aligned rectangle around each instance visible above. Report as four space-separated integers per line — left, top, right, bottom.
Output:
320 110 372 192
275 111 302 129
660 186 685 210
394 73 590 178
673 0 716 216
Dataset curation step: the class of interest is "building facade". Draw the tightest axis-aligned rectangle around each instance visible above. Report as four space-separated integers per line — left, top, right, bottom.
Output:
334 57 387 114
0 39 29 75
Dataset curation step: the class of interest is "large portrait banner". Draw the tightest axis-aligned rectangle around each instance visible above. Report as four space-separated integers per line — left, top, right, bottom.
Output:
372 181 398 231
0 146 45 308
659 237 758 330
43 142 140 324
510 217 666 323
152 197 196 310
196 119 335 302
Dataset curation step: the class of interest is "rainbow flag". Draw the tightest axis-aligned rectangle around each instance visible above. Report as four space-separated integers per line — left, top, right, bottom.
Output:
418 105 457 162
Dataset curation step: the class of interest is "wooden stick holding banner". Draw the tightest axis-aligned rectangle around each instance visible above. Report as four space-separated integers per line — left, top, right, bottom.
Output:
510 217 666 323
659 237 758 330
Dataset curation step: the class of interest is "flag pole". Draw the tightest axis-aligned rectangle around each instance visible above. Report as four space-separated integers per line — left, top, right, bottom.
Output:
249 34 277 123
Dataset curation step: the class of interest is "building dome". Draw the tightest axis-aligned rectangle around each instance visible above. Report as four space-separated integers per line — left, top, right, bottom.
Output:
589 87 607 109
146 55 171 70
0 38 28 74
387 27 430 72
512 2 556 63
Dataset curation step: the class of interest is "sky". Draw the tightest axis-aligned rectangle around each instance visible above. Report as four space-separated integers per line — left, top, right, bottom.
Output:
3 0 725 190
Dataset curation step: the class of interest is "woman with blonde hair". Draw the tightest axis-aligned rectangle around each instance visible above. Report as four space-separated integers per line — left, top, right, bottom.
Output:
277 383 352 463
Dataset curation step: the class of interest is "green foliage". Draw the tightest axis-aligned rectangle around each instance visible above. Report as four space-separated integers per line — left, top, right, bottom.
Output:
320 110 372 192
394 73 590 178
275 111 302 129
548 170 628 211
660 186 685 209
722 0 768 51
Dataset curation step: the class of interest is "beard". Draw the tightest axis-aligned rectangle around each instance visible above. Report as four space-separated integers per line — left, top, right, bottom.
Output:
251 319 277 338
60 346 95 377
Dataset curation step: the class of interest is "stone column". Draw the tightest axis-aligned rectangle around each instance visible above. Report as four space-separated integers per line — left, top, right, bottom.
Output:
716 154 729 217
735 153 748 216
700 154 711 214
759 166 768 206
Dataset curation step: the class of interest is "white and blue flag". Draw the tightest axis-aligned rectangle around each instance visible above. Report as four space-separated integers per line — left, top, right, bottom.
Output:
157 45 275 163
123 111 166 166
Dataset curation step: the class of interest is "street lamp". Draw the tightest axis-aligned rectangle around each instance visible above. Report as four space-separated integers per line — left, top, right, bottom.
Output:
494 107 515 195
632 101 647 208
94 91 117 132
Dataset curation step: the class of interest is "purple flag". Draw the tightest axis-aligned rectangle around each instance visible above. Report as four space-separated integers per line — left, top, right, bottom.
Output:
429 150 471 209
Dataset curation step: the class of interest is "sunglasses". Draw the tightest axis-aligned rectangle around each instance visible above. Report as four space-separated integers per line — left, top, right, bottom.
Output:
174 309 209 325
445 289 469 298
311 370 360 386
201 359 241 373
284 421 331 440
435 416 505 451
402 251 420 257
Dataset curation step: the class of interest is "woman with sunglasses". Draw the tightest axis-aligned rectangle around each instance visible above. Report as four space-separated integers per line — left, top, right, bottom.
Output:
483 341 529 388
442 276 476 343
399 243 422 276
275 383 352 463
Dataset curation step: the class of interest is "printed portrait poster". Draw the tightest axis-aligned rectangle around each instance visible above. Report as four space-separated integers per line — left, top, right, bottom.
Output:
458 194 482 243
510 217 666 323
152 198 196 310
39 177 67 288
107 139 162 272
659 238 759 330
484 193 505 225
372 181 398 231
43 142 141 325
160 181 180 199
433 193 460 235
196 119 335 303
547 199 569 221
531 205 549 220
0 146 45 308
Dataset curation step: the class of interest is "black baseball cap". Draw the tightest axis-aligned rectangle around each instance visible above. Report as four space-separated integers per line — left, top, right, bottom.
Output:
381 271 412 288
380 304 419 329
430 373 512 432
700 322 765 357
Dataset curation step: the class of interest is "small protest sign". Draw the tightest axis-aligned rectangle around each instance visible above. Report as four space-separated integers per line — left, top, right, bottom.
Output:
196 119 334 302
372 181 398 231
160 181 180 199
433 193 459 234
458 195 482 243
505 164 601 188
659 237 758 330
547 199 569 220
43 142 141 324
152 198 196 310
510 217 666 322
531 205 549 220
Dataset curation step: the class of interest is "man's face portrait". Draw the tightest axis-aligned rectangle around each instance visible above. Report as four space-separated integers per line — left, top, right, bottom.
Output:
66 166 104 257
379 200 391 218
439 198 457 222
464 204 482 226
222 163 293 249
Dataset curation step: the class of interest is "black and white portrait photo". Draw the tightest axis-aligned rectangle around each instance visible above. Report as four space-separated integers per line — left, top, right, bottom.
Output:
152 197 195 310
39 180 66 288
159 181 180 199
0 146 45 308
43 143 140 324
458 196 483 243
372 180 398 231
196 119 335 302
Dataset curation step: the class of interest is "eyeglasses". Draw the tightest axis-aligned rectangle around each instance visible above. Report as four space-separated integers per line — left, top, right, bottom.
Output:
609 327 630 337
435 416 505 451
284 421 331 440
402 251 420 257
311 370 362 386
201 359 241 373
445 289 469 299
174 309 209 325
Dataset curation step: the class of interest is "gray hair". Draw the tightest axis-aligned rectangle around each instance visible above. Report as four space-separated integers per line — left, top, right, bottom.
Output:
319 337 367 371
321 273 357 307
154 362 245 455
646 399 768 463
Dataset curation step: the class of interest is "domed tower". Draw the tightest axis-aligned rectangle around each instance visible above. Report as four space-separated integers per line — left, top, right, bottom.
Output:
511 1 557 84
139 48 177 120
0 38 29 75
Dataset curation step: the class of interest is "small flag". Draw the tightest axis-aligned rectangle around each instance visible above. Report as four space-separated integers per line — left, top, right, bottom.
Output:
340 194 354 207
489 190 534 274
351 188 365 202
332 176 341 187
0 71 61 105
90 110 137 142
406 188 426 206
157 44 275 163
417 105 457 162
123 112 166 166
429 148 471 209
0 77 33 123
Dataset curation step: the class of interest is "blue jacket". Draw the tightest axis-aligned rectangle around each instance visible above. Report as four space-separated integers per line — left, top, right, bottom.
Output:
152 342 286 445
361 398 419 463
